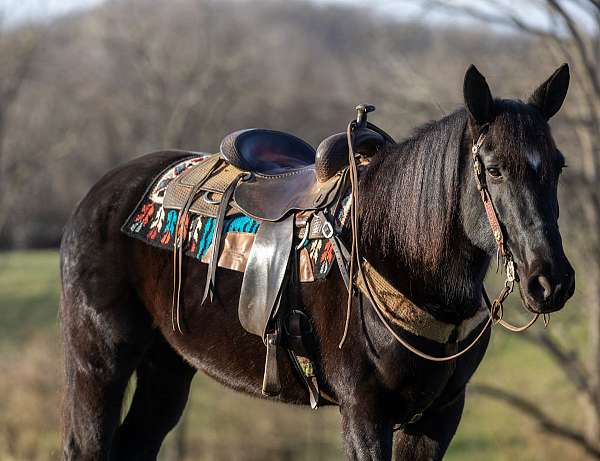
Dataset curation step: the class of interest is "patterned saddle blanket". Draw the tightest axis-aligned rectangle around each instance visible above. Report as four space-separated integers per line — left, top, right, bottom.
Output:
122 154 351 282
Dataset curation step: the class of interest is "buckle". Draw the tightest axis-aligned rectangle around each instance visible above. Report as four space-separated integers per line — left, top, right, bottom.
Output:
321 221 334 239
202 191 221 205
505 260 516 283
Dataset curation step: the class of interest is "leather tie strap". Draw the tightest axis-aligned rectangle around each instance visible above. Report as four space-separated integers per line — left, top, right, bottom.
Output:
172 155 222 333
202 172 245 305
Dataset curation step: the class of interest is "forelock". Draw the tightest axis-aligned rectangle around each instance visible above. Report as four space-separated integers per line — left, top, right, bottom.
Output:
488 100 556 179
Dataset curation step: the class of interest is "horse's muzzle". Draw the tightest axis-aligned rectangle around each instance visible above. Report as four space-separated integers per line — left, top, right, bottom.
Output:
520 259 575 313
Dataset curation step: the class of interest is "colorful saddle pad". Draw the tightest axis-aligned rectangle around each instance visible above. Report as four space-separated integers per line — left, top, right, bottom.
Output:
122 154 351 281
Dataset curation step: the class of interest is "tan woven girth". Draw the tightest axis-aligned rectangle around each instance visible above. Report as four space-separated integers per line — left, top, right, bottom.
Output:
355 260 488 343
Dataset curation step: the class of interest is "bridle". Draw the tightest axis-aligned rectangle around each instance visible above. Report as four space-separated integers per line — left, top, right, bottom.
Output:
338 110 543 362
471 128 543 333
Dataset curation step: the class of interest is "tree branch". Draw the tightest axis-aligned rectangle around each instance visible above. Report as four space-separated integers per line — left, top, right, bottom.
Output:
471 384 600 458
545 0 600 96
422 0 558 38
521 331 592 394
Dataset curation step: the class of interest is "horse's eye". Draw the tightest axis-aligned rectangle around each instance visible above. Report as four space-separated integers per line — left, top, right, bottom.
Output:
487 167 502 178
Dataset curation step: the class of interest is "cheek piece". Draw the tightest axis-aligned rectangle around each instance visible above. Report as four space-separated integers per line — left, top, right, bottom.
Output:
471 129 546 331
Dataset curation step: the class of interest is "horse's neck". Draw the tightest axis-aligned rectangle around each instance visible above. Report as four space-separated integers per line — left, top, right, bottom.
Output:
361 227 489 323
359 135 490 324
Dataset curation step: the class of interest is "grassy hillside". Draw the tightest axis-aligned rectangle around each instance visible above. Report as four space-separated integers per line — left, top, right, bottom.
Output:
0 251 588 460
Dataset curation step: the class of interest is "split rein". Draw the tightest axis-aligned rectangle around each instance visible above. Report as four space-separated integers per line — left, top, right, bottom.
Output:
339 120 546 362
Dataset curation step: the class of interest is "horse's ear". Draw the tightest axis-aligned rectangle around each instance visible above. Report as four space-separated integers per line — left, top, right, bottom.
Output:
528 63 570 120
463 64 494 127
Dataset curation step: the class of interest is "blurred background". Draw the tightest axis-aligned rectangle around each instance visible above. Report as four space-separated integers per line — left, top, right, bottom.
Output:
0 0 599 459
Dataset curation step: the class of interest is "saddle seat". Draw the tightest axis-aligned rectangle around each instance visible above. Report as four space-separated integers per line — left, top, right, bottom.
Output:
220 129 316 175
221 127 386 182
163 120 390 223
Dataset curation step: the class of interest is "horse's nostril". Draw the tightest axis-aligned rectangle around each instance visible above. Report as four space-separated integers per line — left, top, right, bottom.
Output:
527 274 554 302
538 276 553 301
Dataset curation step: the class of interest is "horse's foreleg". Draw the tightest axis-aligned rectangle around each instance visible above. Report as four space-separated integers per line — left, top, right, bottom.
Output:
340 401 394 461
393 391 465 461
112 334 196 461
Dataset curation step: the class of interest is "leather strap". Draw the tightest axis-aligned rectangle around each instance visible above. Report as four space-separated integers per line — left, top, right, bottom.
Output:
316 211 350 290
471 134 506 257
202 173 244 304
171 155 222 333
471 132 540 331
338 119 363 348
286 312 320 409
262 330 282 396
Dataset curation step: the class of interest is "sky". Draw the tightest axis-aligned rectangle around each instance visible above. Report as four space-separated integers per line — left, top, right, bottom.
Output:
0 0 592 34
0 0 103 24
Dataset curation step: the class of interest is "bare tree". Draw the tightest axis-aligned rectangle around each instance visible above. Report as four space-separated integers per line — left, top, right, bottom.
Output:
0 17 42 237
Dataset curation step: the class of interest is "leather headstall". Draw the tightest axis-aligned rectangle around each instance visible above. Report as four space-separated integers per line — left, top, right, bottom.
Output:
471 129 542 332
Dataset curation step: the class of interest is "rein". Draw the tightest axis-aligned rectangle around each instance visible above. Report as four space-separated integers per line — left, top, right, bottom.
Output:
338 114 543 361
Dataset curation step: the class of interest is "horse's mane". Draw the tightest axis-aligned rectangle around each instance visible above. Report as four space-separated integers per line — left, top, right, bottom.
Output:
361 108 468 277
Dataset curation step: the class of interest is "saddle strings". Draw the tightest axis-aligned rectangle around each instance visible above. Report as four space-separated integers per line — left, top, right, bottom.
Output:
171 157 222 333
201 173 245 306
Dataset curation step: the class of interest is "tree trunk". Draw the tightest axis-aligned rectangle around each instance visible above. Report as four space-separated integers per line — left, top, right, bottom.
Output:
585 254 600 450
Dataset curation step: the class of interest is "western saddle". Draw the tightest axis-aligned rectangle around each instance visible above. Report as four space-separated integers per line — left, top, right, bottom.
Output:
162 105 394 407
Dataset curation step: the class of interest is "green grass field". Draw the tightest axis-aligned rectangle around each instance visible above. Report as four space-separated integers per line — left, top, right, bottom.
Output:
0 251 589 460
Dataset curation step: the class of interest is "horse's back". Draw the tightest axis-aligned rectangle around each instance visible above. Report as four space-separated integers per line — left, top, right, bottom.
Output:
61 150 193 261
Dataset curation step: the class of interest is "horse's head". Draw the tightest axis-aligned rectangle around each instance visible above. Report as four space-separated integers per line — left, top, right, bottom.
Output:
462 64 575 314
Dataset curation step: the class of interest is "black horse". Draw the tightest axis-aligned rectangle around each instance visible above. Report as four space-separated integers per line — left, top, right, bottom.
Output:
60 65 575 460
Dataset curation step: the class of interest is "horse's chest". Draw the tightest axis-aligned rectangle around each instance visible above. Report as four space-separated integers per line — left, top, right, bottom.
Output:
369 352 459 423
